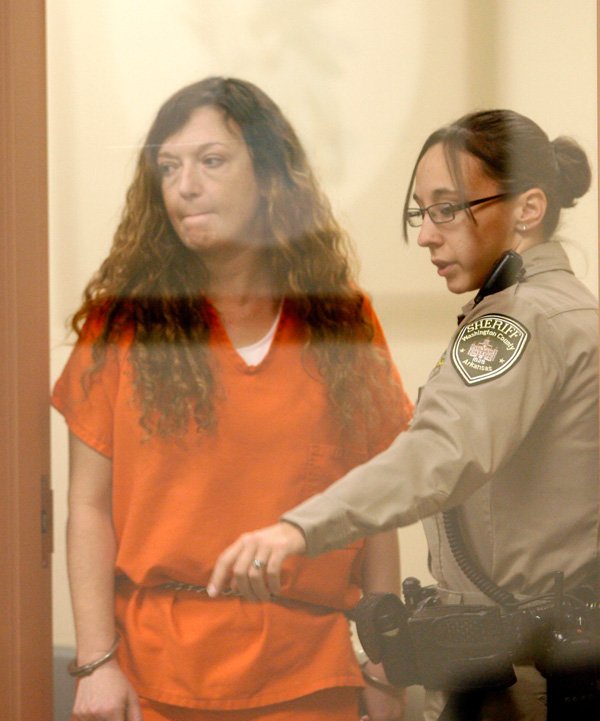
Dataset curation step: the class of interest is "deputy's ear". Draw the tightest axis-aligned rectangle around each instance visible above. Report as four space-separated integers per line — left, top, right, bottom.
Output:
514 188 547 234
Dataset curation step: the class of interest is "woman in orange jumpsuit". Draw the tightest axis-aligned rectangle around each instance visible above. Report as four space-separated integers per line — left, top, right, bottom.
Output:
53 77 412 721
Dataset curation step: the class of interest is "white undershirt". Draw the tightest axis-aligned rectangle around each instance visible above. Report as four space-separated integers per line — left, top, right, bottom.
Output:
235 307 282 366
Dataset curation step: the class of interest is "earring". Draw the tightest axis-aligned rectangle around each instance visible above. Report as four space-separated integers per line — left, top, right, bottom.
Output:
517 223 528 232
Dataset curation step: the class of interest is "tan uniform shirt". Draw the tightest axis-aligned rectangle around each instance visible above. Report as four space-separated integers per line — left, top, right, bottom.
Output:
284 242 599 598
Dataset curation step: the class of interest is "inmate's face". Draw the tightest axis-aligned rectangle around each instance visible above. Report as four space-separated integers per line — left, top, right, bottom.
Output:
413 143 518 294
158 105 263 257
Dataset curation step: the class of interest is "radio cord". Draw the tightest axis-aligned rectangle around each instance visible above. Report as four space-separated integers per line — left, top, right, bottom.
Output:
442 507 519 610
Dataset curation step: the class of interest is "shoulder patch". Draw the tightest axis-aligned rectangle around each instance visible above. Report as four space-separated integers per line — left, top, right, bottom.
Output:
451 314 529 386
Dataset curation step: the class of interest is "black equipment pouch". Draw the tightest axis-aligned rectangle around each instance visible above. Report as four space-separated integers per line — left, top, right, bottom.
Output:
408 604 516 691
354 593 516 691
533 602 600 720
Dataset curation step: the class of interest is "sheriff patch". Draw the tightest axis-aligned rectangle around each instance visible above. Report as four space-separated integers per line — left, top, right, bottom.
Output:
451 313 529 385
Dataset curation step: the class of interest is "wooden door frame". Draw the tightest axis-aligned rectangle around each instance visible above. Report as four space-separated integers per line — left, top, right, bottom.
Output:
0 1 598 719
0 0 52 719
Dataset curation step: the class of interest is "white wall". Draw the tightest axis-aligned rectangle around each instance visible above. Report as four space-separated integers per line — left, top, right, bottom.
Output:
47 0 597 646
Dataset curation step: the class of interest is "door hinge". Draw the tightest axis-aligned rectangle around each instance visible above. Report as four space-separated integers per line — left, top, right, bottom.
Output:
41 474 53 567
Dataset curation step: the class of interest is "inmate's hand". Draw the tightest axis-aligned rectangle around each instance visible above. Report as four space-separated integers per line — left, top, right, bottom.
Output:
72 660 143 721
360 661 406 721
208 521 307 601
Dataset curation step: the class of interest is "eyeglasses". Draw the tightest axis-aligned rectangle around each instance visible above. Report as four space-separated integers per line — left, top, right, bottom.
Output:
405 193 511 227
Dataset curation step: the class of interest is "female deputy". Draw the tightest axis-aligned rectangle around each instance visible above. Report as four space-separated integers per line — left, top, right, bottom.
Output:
209 109 599 720
52 77 412 721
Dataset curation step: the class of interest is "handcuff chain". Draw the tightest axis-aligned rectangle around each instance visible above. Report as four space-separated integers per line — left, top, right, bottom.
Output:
157 579 346 616
159 580 240 597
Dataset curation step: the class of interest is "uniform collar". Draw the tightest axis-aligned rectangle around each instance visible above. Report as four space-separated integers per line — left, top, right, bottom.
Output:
459 241 573 320
519 240 573 278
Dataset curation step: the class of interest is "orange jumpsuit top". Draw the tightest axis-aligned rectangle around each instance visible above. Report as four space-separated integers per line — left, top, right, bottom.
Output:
52 296 412 710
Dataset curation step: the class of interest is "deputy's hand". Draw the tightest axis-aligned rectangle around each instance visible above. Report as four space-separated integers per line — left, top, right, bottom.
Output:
207 521 307 601
72 659 143 721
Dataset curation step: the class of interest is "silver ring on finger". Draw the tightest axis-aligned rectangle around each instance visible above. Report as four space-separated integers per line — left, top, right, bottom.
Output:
252 558 266 570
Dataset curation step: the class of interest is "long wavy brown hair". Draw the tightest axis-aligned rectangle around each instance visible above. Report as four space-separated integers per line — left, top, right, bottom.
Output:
73 77 403 439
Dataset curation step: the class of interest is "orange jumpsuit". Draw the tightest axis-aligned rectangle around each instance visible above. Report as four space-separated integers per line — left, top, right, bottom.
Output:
52 297 412 716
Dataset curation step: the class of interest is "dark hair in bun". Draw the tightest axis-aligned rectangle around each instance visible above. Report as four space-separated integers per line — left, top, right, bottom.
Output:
552 135 592 210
